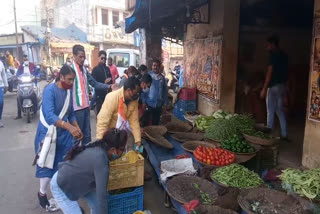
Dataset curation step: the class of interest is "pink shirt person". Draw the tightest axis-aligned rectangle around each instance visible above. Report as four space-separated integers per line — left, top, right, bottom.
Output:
108 57 119 83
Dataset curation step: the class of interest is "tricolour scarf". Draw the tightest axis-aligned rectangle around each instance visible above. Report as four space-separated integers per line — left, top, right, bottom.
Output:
72 61 88 107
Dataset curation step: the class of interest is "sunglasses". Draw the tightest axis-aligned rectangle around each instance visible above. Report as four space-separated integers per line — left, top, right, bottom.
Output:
100 57 106 60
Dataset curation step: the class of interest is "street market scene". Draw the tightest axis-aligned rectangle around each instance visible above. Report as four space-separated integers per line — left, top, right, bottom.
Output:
1 0 320 213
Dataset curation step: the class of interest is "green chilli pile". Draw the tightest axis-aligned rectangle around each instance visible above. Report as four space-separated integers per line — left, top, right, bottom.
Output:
279 168 320 200
211 164 263 188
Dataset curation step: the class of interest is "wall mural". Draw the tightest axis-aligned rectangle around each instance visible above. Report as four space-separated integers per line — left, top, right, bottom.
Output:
309 17 320 122
183 36 222 103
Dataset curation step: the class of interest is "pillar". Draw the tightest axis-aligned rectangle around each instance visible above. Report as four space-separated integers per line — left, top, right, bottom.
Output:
145 26 162 69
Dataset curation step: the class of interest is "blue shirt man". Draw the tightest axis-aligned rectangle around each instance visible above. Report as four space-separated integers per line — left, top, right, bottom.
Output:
141 59 168 126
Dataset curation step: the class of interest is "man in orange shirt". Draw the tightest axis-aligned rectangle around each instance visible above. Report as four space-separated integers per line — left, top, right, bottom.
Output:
108 57 119 83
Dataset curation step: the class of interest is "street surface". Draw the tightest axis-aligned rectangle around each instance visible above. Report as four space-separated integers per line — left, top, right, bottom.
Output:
0 81 174 214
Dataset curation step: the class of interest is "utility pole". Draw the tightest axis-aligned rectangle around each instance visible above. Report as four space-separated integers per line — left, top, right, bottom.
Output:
13 0 19 59
45 5 52 65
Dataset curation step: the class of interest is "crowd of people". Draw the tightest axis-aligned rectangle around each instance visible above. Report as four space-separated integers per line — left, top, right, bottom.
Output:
0 45 169 213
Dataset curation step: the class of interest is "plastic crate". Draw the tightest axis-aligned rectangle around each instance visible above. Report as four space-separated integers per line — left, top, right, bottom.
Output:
108 186 144 214
176 100 197 112
179 87 197 101
108 151 144 190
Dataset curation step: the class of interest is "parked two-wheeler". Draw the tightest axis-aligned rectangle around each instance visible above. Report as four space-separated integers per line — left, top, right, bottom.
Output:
17 74 42 123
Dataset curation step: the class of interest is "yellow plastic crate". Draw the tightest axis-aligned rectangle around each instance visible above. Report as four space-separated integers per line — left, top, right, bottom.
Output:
108 151 144 190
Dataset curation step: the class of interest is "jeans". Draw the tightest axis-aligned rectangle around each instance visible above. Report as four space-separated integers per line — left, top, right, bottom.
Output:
51 172 99 214
267 84 287 137
0 87 4 120
141 106 162 127
75 108 91 145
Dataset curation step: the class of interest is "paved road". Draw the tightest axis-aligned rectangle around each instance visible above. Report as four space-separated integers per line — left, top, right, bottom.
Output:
0 82 174 214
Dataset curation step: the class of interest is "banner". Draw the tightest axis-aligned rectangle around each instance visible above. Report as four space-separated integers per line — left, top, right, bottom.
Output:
184 36 222 103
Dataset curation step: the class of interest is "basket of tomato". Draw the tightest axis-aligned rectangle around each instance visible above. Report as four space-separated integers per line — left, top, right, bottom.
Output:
193 146 236 167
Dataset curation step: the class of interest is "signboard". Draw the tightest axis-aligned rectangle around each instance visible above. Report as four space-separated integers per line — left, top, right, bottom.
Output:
309 18 320 122
0 34 23 45
184 36 222 103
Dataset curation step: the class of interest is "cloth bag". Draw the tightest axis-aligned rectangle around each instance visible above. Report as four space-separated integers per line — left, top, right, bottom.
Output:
36 89 70 169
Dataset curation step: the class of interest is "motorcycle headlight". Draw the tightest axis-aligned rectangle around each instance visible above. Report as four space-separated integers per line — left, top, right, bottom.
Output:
20 76 33 83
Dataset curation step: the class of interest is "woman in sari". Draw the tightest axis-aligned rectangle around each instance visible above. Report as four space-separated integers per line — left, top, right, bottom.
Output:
34 65 83 211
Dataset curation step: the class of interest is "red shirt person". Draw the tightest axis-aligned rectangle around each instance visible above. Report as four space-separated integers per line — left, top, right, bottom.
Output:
108 57 119 83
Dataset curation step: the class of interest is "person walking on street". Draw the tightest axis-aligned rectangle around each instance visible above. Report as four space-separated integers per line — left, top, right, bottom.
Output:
92 50 112 114
34 65 83 211
71 45 110 145
0 60 8 128
142 59 168 126
51 128 127 214
96 77 142 150
108 57 119 83
260 35 289 140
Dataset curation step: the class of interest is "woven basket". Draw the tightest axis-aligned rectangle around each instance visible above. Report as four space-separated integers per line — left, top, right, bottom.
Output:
182 141 219 153
165 120 193 134
238 188 303 214
235 153 256 164
144 125 167 136
254 124 272 133
243 134 279 146
166 175 218 205
172 132 204 142
145 132 174 149
193 205 238 214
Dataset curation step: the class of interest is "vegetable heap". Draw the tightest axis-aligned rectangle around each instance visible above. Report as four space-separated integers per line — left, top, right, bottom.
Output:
212 109 234 120
205 114 255 142
221 135 255 154
195 116 215 131
193 183 212 204
279 168 320 200
243 129 271 139
194 146 235 166
211 164 263 188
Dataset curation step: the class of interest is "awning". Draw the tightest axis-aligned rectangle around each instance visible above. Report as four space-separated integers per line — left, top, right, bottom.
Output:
125 0 209 33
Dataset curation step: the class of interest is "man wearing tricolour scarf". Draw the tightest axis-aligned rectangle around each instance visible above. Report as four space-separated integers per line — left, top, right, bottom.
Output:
71 45 111 145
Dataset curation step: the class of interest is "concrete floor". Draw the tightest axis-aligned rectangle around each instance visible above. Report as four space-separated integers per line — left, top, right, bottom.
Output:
0 82 175 214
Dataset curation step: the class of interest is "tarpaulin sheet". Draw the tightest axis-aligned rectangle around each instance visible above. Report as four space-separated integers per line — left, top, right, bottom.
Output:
142 135 202 214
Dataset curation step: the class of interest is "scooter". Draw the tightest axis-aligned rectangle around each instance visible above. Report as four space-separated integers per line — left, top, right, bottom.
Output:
17 73 42 123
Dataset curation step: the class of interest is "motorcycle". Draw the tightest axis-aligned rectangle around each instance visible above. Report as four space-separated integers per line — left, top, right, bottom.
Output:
17 73 42 123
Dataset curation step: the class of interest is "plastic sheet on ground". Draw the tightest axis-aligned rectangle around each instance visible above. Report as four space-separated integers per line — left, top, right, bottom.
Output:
160 158 196 182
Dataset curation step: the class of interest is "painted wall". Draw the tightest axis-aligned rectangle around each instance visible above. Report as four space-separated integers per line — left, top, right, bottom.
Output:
184 0 240 115
303 0 320 168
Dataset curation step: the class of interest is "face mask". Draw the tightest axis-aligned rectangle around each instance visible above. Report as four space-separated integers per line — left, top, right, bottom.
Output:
143 88 150 93
61 81 73 90
112 153 119 160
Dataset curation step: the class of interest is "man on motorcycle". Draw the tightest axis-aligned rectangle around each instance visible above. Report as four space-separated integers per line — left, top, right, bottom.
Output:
15 54 39 120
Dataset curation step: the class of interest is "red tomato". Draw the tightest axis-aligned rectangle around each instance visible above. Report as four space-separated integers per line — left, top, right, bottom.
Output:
216 161 220 166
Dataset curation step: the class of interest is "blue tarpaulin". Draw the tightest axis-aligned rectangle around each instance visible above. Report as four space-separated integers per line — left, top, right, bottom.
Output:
143 135 202 214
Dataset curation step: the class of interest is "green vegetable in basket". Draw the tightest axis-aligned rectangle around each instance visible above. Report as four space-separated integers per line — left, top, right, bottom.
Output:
193 183 212 204
195 116 215 131
221 135 255 153
211 164 263 188
243 129 271 139
205 114 255 141
279 168 320 200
